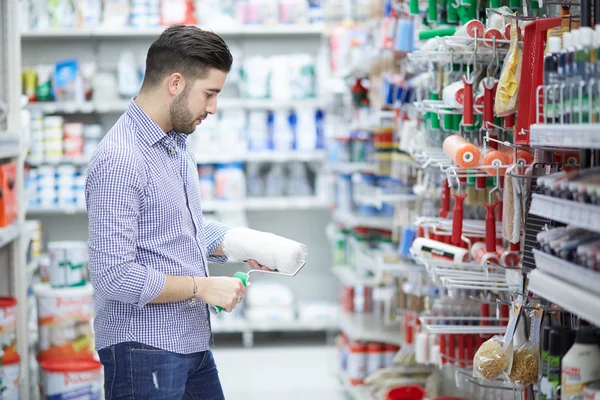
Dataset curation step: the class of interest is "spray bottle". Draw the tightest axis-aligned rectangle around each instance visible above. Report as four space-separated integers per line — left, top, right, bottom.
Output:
544 36 562 123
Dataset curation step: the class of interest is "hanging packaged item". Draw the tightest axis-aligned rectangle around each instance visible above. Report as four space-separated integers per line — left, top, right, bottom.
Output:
495 16 522 116
508 307 542 386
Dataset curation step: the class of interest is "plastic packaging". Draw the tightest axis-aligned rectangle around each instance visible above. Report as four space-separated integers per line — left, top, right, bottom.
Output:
473 335 512 381
495 17 522 116
561 327 600 398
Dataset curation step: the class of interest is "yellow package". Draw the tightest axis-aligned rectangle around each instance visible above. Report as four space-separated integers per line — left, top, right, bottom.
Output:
495 15 522 116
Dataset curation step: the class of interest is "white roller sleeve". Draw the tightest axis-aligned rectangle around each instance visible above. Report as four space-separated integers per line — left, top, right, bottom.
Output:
222 227 307 274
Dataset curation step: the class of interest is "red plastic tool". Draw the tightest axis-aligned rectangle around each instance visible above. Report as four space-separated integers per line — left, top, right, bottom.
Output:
451 193 467 246
462 76 474 127
483 78 499 149
515 18 562 145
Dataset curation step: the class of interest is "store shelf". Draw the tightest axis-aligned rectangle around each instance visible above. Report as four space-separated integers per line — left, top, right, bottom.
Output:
0 224 20 248
27 156 90 166
28 151 327 167
333 210 394 231
529 193 600 234
27 197 327 215
0 134 21 159
339 312 403 346
329 163 377 174
245 197 327 210
20 24 324 39
533 249 600 297
331 266 376 287
355 190 421 208
528 269 600 327
530 123 600 148
211 318 338 334
25 98 323 114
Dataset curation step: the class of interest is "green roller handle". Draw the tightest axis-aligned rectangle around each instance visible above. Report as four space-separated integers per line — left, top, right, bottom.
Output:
410 0 420 14
509 0 520 10
489 0 502 7
430 91 441 129
530 0 540 9
211 271 249 314
419 26 457 39
428 0 438 21
447 1 459 22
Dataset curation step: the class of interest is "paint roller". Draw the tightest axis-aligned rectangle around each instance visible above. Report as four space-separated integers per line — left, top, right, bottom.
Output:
481 148 510 176
483 78 499 149
498 241 521 267
443 135 481 169
411 237 470 262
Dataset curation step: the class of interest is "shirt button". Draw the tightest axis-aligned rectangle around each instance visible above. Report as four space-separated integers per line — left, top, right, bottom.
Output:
205 320 210 327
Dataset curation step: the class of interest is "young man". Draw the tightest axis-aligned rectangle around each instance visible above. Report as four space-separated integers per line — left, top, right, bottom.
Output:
85 25 268 399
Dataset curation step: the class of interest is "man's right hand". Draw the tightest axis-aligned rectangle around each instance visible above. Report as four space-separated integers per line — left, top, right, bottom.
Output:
196 277 246 312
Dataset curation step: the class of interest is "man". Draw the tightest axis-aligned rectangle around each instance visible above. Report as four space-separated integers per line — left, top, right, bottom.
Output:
86 25 268 399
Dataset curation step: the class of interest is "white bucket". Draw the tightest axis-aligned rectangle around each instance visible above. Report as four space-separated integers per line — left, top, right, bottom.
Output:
34 283 95 361
0 356 20 400
48 241 88 288
40 358 102 399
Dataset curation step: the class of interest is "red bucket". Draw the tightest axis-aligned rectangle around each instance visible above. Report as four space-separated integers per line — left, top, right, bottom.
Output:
385 385 426 400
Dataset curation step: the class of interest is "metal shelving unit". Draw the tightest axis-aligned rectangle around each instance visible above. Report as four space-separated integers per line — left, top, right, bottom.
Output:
339 312 403 346
1 0 30 395
529 123 600 148
529 193 600 233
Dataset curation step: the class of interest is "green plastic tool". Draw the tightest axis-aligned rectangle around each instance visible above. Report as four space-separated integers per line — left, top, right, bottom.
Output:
418 26 457 40
210 260 306 314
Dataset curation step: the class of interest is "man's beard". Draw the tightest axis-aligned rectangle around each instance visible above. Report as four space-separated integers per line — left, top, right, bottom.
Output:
170 91 201 134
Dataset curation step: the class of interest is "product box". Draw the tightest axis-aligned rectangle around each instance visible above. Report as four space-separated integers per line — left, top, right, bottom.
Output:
0 162 17 227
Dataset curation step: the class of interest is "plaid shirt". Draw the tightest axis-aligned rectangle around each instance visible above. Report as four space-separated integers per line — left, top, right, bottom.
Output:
85 99 228 354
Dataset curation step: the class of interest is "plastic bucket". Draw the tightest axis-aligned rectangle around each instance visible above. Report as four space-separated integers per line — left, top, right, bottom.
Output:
386 385 427 400
48 241 88 288
40 358 103 399
0 297 18 364
0 352 20 400
34 283 95 361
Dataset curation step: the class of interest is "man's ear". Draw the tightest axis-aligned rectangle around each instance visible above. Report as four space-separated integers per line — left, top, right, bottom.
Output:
167 73 184 96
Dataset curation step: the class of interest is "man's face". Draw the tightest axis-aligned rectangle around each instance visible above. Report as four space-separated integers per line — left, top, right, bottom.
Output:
169 68 227 134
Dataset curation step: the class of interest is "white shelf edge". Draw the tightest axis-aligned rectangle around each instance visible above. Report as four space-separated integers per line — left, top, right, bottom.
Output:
27 197 327 215
528 269 600 327
28 151 327 166
0 134 21 159
339 312 403 346
331 266 376 287
530 123 600 149
333 210 393 231
529 193 600 234
25 98 324 114
0 224 20 248
21 24 324 39
212 318 338 334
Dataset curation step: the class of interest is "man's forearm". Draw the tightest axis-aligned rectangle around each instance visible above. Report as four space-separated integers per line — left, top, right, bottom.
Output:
150 275 195 304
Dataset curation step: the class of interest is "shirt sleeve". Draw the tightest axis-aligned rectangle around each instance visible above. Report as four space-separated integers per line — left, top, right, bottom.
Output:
86 147 166 308
205 220 229 264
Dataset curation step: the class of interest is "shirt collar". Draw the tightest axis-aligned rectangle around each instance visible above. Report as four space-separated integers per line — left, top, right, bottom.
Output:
127 98 191 151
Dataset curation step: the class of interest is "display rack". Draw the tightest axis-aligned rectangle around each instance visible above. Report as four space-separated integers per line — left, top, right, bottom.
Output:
1 0 30 395
339 312 403 346
529 193 600 233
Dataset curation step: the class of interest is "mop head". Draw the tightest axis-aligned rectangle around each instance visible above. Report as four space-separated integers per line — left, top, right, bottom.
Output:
222 228 307 274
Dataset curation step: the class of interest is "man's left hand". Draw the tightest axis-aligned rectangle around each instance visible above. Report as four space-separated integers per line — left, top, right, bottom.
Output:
247 259 274 272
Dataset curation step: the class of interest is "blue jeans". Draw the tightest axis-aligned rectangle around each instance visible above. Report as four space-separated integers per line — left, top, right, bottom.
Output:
98 342 225 400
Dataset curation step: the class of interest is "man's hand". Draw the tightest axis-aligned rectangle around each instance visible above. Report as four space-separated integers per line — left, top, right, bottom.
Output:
248 259 275 272
196 277 246 312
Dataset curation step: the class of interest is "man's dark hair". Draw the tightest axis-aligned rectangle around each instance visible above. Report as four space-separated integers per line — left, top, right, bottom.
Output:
141 25 233 89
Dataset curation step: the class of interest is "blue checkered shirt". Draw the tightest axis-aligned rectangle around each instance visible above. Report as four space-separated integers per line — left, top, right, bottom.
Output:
85 99 228 354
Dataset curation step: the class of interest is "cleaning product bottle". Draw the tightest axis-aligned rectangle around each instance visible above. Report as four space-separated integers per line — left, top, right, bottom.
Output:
548 327 576 400
545 36 562 123
568 29 581 123
561 327 600 399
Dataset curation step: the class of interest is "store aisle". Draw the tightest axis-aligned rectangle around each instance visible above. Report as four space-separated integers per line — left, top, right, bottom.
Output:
213 344 345 400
